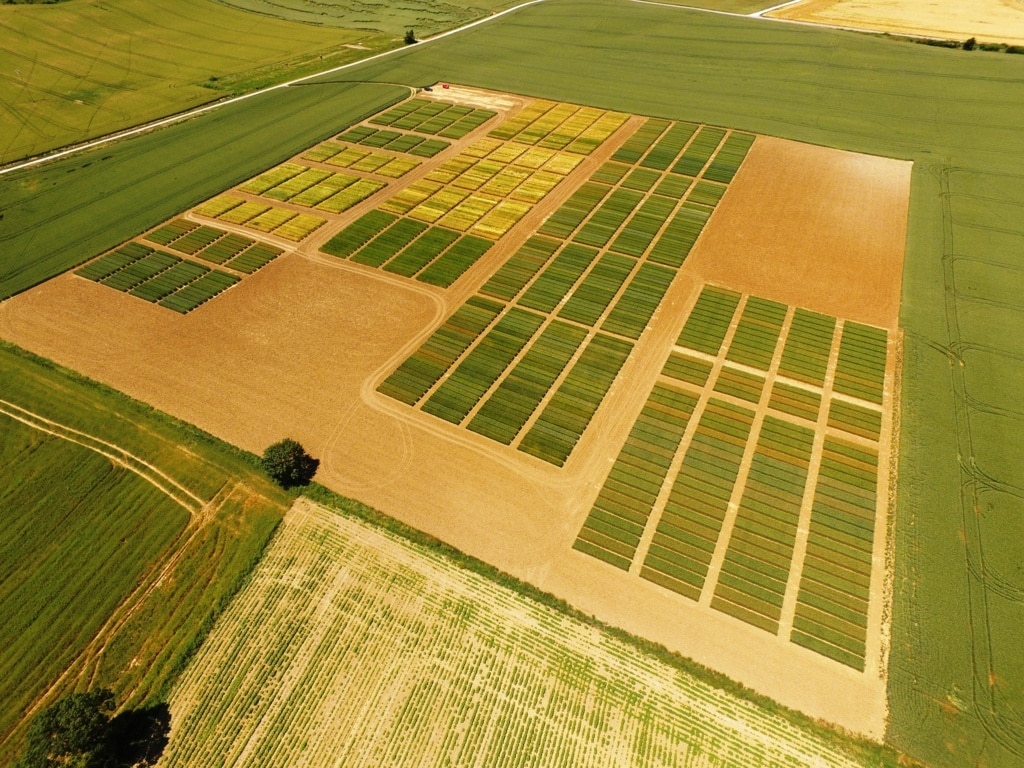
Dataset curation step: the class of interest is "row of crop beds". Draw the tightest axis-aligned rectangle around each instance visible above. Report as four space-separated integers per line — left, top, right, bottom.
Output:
333 124 450 157
375 109 756 467
75 242 240 313
195 194 329 241
370 98 497 139
572 284 892 670
144 218 283 273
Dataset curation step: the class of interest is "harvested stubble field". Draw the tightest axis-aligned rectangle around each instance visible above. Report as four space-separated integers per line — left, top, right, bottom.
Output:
160 499 873 768
0 87 910 739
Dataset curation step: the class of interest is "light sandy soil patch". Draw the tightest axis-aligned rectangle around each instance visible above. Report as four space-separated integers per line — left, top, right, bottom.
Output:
767 0 1024 45
687 136 911 330
0 128 908 738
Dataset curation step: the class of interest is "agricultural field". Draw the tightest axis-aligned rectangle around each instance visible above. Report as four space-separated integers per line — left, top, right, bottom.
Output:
0 85 908 739
160 499 876 768
574 284 895 674
0 342 289 764
0 0 394 165
2 0 1024 766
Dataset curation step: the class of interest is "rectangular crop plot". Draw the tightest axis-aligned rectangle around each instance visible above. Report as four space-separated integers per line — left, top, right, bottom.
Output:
612 118 670 164
647 203 711 268
538 182 611 240
145 218 197 246
219 201 270 225
382 227 460 277
316 179 386 214
170 225 226 255
703 132 756 184
518 333 633 466
574 384 699 570
769 382 822 422
574 188 645 248
158 270 240 313
467 320 588 444
609 195 677 258
195 195 244 219
75 243 153 282
320 210 397 258
711 417 814 633
416 235 492 288
725 296 788 371
792 439 879 670
640 122 697 171
661 352 713 388
602 263 676 340
676 286 741 357
518 243 599 314
640 399 755 600
225 243 283 274
479 236 560 301
827 399 882 441
129 260 209 302
832 322 888 404
777 308 836 386
422 308 545 425
377 296 504 406
713 366 765 404
101 251 179 292
238 162 305 195
672 126 726 177
558 253 635 327
351 219 429 268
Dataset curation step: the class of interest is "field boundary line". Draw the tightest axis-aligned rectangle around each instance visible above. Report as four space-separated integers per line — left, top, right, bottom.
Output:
0 0 550 179
0 398 203 512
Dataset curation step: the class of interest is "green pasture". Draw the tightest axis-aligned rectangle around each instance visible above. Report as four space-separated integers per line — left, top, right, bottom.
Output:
0 342 290 763
0 0 1022 763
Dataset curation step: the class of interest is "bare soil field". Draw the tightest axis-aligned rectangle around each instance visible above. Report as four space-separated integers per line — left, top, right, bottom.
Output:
0 107 910 737
768 0 1024 45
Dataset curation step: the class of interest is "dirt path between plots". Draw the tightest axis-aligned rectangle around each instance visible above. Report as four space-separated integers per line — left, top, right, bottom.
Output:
766 0 1024 45
0 111 909 737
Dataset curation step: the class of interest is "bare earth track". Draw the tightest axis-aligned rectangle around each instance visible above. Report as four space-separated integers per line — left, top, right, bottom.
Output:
0 89 911 737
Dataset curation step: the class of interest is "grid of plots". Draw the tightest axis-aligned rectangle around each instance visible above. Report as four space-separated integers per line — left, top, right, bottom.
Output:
321 101 631 288
369 98 497 140
376 116 756 467
573 285 892 671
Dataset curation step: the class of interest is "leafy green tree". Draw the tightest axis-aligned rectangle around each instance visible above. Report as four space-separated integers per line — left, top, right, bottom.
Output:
19 689 115 768
260 438 319 488
404 28 417 45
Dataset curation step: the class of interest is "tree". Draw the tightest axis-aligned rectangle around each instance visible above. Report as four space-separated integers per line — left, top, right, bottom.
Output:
260 438 319 488
404 28 417 45
963 36 977 50
20 689 115 768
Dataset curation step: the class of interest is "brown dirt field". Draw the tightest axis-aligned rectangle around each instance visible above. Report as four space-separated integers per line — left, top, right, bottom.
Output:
0 125 908 739
687 136 911 330
767 0 1024 45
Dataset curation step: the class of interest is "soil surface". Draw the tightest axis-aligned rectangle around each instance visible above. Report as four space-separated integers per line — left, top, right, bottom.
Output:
768 0 1024 45
0 110 910 738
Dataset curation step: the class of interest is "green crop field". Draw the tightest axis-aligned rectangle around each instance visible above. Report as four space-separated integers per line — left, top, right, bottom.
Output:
0 342 290 763
159 500 875 768
2 0 1024 764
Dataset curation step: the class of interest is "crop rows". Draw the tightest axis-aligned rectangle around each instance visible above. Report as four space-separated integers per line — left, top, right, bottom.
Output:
676 286 742 356
608 195 676 257
145 218 198 245
311 145 421 178
370 98 496 139
646 203 710 268
557 253 634 327
377 297 505 406
832 322 888 404
612 118 671 164
686 181 727 209
422 308 546 425
147 220 283 274
703 131 756 184
479 236 561 301
490 100 627 155
769 382 822 422
661 352 712 388
467 320 588 444
711 417 814 633
725 296 787 370
573 188 646 249
538 182 612 239
322 210 492 288
574 384 699 569
792 439 879 670
641 122 698 171
517 333 633 466
620 167 662 192
827 399 882 440
641 399 755 600
672 126 727 177
601 262 677 339
240 162 389 214
333 125 450 157
195 194 329 241
777 308 836 386
75 243 239 313
713 366 765 404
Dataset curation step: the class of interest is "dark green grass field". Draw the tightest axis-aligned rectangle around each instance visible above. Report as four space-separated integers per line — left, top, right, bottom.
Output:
0 343 291 764
1 0 1023 765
